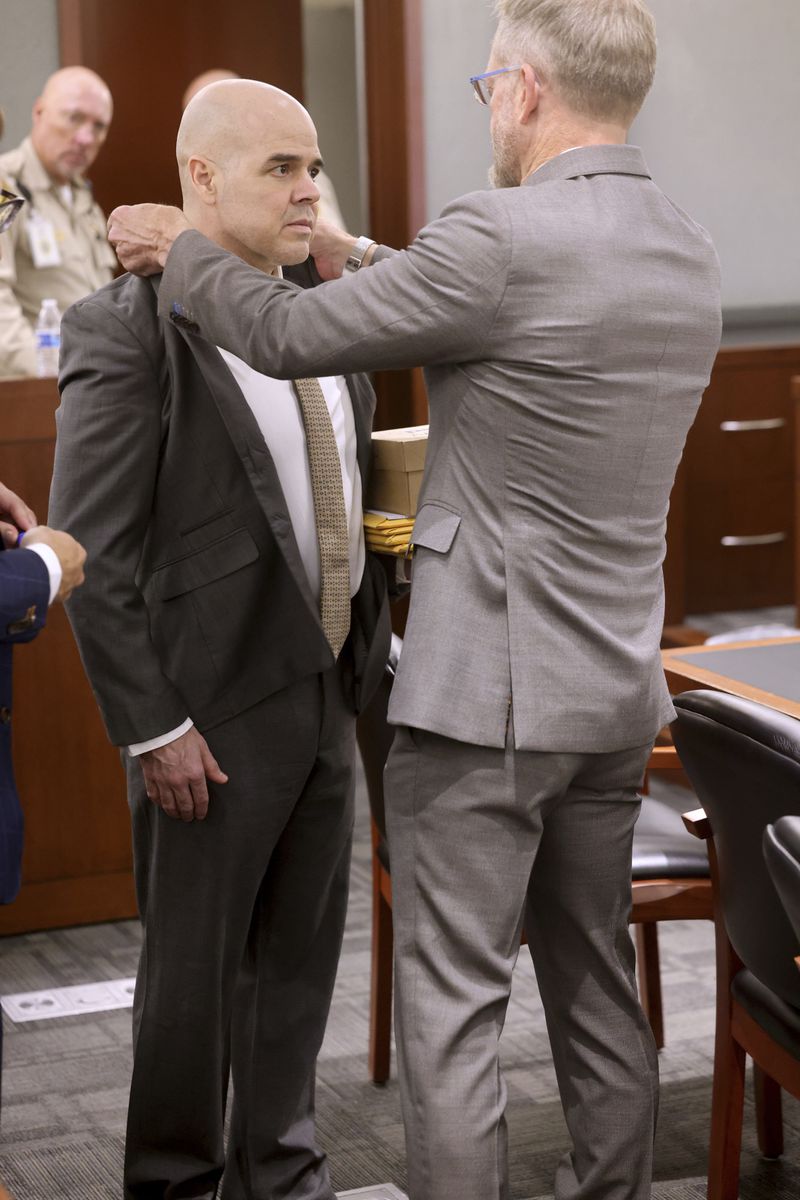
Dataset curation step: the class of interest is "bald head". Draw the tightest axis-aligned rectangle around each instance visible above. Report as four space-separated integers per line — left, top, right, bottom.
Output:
32 66 112 182
176 79 322 274
177 80 313 202
181 68 239 111
39 67 111 110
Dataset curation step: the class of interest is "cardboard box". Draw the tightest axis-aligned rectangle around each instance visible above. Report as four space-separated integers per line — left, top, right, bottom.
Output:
367 425 428 516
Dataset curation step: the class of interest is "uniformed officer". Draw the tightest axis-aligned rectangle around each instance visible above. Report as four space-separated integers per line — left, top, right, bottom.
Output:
0 66 116 377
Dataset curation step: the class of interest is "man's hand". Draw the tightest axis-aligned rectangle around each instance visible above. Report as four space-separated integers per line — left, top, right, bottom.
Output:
139 726 228 822
107 204 190 276
0 480 37 547
310 220 362 281
20 526 87 601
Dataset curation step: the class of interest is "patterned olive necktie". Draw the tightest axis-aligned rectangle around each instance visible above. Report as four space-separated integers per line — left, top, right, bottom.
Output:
292 377 351 658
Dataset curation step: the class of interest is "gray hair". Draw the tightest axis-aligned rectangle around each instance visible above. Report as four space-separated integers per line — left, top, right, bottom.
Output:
494 0 657 124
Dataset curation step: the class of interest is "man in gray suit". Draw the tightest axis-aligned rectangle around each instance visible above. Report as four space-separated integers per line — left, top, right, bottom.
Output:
49 81 389 1200
108 2 722 1196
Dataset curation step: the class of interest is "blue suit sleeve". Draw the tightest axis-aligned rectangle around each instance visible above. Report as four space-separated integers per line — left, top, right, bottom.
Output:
0 547 49 645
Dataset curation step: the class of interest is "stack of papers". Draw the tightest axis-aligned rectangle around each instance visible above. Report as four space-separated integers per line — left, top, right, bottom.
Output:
363 510 415 557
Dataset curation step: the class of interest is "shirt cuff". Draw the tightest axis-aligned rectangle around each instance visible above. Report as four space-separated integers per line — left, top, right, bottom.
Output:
25 542 62 605
128 717 194 757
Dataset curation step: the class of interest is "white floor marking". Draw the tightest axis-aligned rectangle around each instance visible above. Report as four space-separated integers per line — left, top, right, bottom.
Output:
1 977 136 1022
337 1188 408 1199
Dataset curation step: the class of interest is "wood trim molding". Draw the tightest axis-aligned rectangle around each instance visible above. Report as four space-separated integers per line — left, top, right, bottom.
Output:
0 872 137 936
363 0 428 429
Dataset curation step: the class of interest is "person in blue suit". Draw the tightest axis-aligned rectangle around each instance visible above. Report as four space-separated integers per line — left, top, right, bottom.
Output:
0 491 49 905
0 119 88 1116
0 477 86 1109
0 168 88 907
0 484 87 908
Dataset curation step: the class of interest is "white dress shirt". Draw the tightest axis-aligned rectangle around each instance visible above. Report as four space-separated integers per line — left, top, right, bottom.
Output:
129 352 365 757
26 542 62 604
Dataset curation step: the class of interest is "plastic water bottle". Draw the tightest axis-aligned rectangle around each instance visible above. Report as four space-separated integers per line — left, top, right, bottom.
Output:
35 298 62 377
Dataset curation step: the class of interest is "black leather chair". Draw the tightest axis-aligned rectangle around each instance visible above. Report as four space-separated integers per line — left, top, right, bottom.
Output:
357 636 712 1083
764 815 800 950
673 690 800 1200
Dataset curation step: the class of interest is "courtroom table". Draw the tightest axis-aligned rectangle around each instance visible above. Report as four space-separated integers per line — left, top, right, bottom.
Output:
663 636 800 721
0 375 135 935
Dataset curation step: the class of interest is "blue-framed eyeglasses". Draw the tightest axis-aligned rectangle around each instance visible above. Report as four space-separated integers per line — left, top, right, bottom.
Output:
469 65 523 106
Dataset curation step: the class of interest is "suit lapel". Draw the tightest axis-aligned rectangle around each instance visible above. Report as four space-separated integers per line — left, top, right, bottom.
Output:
150 273 376 628
173 322 322 624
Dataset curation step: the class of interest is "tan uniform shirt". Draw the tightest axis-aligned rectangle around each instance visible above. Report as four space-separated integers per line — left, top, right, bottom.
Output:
0 138 116 376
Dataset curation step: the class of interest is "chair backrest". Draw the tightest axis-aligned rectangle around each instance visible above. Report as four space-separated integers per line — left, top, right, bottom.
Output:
356 632 402 842
672 690 800 1007
764 815 800 948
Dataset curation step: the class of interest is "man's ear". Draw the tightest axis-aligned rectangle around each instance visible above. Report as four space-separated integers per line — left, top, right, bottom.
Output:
518 63 540 124
188 156 218 206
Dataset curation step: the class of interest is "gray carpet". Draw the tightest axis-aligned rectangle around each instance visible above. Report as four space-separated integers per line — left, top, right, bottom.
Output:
1 767 799 1199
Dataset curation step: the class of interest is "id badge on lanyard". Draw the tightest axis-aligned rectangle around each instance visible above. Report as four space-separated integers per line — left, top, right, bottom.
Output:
27 209 63 268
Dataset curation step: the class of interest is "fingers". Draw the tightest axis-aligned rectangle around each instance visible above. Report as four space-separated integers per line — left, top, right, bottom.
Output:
189 775 210 822
146 776 206 822
106 204 188 275
106 204 131 240
0 481 37 531
141 764 214 821
149 785 179 821
200 742 229 786
139 728 226 822
21 527 87 601
1 522 18 548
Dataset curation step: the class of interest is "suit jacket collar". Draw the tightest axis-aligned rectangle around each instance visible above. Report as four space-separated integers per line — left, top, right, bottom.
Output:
522 143 651 189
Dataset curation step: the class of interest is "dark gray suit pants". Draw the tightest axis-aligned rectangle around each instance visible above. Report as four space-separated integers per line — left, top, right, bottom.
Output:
123 663 355 1200
384 722 658 1200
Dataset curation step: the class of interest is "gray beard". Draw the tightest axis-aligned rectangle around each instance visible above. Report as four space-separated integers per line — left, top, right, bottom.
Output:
489 124 521 189
489 161 519 189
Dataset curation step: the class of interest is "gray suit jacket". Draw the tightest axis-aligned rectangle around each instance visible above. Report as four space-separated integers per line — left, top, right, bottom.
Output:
156 145 722 753
48 264 390 747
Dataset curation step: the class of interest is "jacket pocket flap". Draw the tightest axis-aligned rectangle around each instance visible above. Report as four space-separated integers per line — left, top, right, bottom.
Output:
153 528 259 600
412 503 461 554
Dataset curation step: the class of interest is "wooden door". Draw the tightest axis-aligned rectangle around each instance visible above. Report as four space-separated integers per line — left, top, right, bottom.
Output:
57 0 304 216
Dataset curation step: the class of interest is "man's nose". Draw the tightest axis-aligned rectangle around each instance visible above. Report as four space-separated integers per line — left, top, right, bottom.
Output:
74 123 96 146
295 174 321 205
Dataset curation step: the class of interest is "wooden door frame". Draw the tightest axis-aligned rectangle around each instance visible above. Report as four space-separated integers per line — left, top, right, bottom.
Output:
363 0 428 428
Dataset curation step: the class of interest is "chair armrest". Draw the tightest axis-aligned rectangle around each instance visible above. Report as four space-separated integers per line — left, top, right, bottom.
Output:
682 808 711 840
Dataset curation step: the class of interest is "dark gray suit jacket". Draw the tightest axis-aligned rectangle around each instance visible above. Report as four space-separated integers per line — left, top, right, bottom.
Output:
154 145 722 754
48 263 390 747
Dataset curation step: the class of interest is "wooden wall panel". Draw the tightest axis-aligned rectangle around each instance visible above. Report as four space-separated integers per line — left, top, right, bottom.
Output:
0 379 135 936
57 0 303 217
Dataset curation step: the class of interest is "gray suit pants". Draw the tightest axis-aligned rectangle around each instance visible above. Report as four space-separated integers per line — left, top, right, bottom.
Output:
384 723 658 1200
123 663 355 1200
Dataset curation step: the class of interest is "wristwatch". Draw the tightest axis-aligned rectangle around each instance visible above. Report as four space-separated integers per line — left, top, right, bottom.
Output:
344 235 377 273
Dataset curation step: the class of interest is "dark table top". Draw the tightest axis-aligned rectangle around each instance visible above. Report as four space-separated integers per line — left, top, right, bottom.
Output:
663 638 800 720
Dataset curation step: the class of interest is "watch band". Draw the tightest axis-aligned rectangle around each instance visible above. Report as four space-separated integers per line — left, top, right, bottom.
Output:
344 235 377 273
